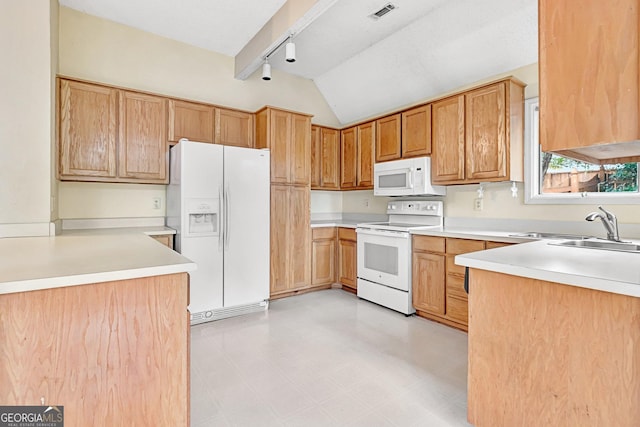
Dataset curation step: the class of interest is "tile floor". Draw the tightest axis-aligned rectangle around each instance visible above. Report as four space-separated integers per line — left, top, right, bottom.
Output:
190 289 471 427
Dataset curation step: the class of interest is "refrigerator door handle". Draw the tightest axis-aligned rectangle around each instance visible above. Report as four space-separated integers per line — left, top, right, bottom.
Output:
218 186 223 251
224 186 230 250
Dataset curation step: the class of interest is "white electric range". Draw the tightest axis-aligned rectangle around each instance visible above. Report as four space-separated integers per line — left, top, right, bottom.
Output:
356 200 443 315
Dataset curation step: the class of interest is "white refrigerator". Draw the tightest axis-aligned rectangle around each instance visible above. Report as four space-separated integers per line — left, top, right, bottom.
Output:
167 140 270 324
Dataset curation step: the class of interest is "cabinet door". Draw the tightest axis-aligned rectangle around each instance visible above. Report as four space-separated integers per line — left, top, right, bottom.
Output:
270 185 290 294
412 252 446 315
118 91 168 182
539 0 639 152
312 233 336 286
289 186 311 289
320 128 340 189
311 126 322 188
58 79 117 179
402 104 431 158
432 95 465 183
357 122 375 188
338 238 357 290
340 127 357 188
375 114 402 162
465 83 507 181
269 110 292 184
168 100 214 143
215 108 254 148
290 114 311 185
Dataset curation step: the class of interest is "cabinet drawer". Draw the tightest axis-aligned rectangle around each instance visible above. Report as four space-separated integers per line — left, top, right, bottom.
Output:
447 255 468 276
413 235 445 253
446 294 468 325
338 227 356 241
446 238 485 254
447 273 468 300
485 241 513 249
152 234 173 248
312 227 336 240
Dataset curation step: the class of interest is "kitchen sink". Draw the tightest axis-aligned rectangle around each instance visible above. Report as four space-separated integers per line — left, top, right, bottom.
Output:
551 239 640 253
509 232 591 240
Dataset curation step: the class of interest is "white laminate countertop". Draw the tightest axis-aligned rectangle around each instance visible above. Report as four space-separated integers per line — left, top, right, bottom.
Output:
310 220 361 229
0 227 195 295
455 239 640 298
409 227 535 244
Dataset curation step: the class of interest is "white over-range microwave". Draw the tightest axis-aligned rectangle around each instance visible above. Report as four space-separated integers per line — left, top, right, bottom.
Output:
373 157 446 196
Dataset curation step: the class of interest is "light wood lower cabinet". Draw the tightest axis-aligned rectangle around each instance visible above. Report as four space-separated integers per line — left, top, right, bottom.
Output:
412 236 513 331
270 185 311 298
338 227 357 292
311 227 336 287
0 273 190 426
468 269 640 427
151 234 174 249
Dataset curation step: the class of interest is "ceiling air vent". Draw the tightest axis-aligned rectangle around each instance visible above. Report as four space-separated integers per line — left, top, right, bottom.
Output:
369 3 396 20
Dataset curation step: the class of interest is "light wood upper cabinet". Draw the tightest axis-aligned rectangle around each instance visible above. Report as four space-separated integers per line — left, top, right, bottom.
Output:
168 100 215 144
58 78 169 184
357 122 375 188
432 95 465 183
375 113 402 162
402 104 432 158
539 0 640 160
58 79 118 179
255 107 311 185
215 108 254 148
311 126 340 190
340 126 357 188
465 83 507 181
291 114 312 185
432 79 524 185
118 91 168 182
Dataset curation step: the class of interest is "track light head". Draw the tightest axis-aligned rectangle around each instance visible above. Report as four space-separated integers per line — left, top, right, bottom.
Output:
261 60 271 81
285 39 296 63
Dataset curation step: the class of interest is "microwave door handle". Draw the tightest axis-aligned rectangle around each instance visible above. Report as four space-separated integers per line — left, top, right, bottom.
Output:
408 168 414 189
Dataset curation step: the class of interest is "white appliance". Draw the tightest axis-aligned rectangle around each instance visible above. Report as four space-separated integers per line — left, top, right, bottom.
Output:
374 157 446 197
167 140 270 324
356 200 444 315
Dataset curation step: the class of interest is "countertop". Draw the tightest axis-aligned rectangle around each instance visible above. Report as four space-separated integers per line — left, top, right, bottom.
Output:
0 227 195 295
455 239 640 298
410 227 535 243
310 220 362 229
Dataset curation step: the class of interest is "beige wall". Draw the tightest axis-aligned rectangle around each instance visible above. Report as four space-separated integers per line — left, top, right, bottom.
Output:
57 6 340 220
0 1 56 235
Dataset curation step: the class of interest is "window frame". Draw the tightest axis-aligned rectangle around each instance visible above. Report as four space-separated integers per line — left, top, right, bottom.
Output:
524 97 640 205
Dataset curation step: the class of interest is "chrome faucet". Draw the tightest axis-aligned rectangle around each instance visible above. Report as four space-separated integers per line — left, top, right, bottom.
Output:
585 206 622 242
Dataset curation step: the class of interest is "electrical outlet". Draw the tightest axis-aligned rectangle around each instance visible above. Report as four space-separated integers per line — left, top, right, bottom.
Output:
474 198 483 211
152 197 162 210
363 198 370 208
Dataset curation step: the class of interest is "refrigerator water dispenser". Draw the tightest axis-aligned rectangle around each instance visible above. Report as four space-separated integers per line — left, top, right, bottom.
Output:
185 198 219 237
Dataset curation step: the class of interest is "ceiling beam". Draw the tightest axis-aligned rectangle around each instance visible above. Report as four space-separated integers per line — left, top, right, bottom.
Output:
234 0 337 80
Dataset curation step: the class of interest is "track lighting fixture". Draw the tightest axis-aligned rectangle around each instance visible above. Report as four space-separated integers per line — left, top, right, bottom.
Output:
285 35 296 63
261 58 271 81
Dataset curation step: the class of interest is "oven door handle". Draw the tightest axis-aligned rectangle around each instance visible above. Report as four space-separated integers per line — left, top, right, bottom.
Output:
356 228 410 238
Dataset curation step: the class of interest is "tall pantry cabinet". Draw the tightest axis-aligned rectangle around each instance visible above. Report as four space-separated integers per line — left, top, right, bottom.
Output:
255 107 312 298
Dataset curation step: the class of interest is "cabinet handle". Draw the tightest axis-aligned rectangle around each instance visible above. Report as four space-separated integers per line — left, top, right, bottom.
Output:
464 267 470 294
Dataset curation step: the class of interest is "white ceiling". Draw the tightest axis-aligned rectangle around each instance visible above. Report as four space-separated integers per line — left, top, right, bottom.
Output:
58 0 538 125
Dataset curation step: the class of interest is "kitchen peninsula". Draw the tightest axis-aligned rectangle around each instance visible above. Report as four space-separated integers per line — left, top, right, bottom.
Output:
0 231 196 427
456 241 640 427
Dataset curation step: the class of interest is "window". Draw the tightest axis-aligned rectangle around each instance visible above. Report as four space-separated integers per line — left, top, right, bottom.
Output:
524 97 640 204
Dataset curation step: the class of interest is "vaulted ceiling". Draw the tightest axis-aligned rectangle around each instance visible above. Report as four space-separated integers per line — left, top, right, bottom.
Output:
58 0 538 125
